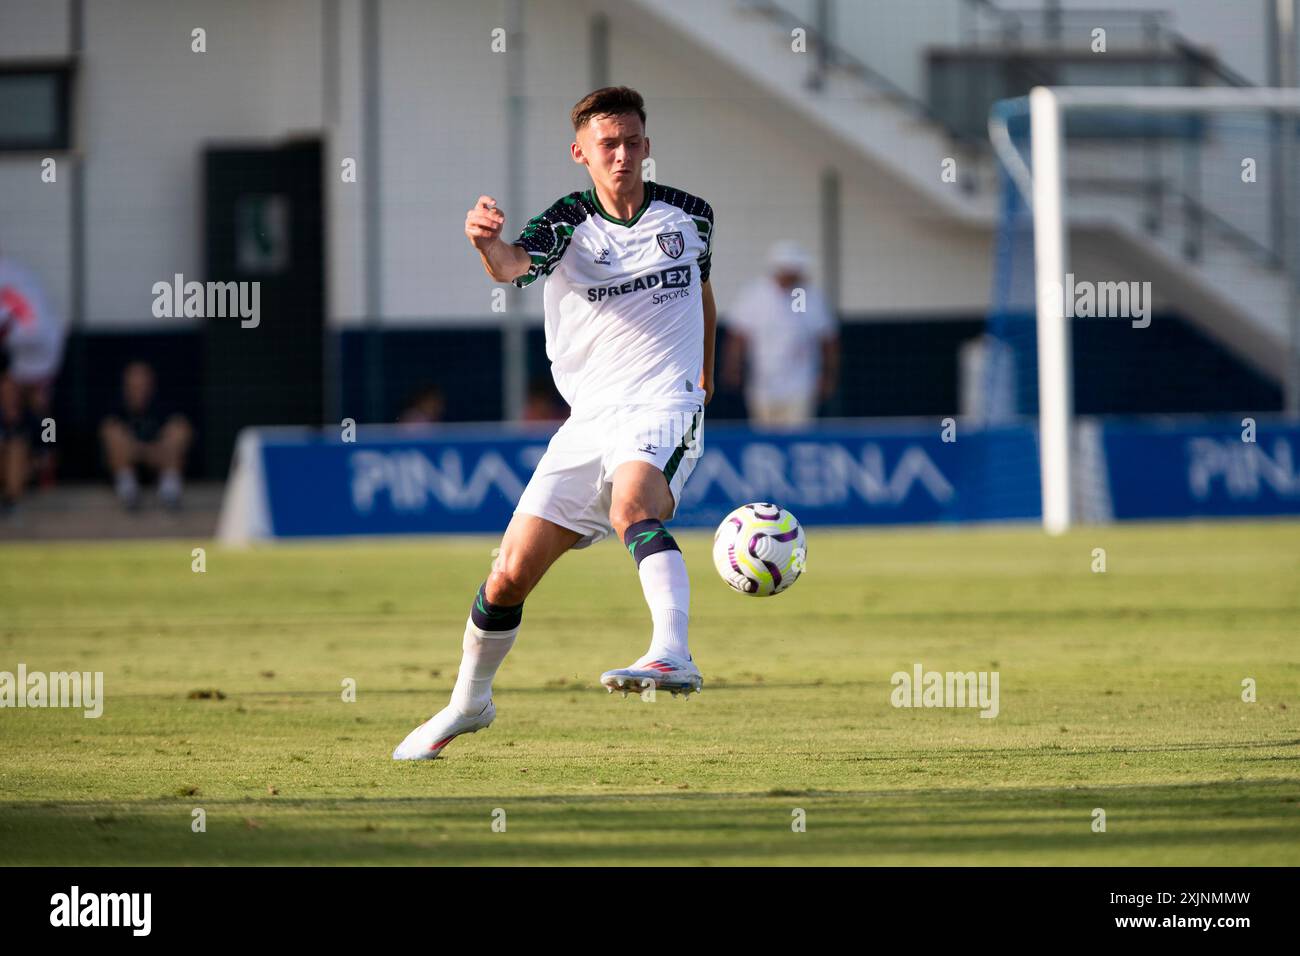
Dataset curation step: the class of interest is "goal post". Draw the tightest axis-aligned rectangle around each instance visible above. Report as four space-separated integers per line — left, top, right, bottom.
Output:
989 86 1300 535
1028 87 1072 536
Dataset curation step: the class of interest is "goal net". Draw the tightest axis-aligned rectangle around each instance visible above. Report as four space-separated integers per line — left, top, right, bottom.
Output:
985 87 1300 533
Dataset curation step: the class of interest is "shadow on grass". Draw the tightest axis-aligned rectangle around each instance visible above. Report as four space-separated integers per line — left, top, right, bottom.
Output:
1 778 1297 866
839 739 1300 760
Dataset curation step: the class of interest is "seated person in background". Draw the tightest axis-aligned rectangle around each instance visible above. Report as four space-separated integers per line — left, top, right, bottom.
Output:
398 384 445 425
0 368 29 515
521 376 566 422
99 361 193 510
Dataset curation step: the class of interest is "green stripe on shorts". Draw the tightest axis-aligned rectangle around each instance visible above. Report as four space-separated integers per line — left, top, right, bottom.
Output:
663 408 702 484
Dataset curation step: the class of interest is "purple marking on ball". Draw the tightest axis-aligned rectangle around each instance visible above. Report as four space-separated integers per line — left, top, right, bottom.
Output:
747 533 782 589
727 546 758 593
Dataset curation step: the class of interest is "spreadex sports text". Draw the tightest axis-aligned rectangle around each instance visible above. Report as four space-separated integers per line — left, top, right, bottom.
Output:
586 265 693 302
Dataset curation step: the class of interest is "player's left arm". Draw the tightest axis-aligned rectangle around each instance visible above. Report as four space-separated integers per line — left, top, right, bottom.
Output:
699 280 716 406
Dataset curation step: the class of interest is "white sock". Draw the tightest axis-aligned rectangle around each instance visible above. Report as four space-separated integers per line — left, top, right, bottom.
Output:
114 469 138 502
638 549 691 661
159 468 182 503
449 618 517 715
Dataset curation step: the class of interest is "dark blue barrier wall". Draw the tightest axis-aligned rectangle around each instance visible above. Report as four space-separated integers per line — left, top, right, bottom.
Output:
992 313 1282 415
254 422 1041 538
337 327 506 423
1103 418 1300 519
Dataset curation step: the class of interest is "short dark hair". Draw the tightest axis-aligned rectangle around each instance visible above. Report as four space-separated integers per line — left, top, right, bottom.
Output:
570 86 646 133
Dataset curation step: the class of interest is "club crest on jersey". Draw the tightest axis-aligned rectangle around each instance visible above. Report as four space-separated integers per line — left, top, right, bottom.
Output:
656 231 685 259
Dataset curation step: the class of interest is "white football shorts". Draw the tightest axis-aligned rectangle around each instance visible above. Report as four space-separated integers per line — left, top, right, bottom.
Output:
514 398 705 550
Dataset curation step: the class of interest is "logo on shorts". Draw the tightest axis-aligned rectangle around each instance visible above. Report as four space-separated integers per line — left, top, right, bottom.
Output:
656 231 684 259
636 442 657 454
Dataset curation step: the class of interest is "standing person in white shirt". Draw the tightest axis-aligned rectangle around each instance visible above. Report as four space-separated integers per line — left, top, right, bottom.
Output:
722 242 839 426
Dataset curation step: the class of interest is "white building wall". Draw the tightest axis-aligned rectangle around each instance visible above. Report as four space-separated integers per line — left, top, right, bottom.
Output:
0 0 68 58
0 0 328 329
30 0 1272 334
829 0 964 101
375 0 515 322
78 0 324 328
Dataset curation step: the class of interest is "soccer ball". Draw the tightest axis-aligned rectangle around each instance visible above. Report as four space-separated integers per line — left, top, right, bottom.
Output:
712 502 807 596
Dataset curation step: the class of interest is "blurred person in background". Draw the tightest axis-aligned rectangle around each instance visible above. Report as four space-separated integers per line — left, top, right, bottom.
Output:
99 361 193 511
521 376 566 422
0 373 26 517
0 250 66 515
398 383 446 425
722 240 839 426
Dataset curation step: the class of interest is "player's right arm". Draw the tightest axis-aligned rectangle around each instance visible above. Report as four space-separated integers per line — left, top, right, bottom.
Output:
465 195 531 284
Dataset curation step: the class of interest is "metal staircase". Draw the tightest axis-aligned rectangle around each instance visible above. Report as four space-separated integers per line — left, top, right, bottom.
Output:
623 0 1294 383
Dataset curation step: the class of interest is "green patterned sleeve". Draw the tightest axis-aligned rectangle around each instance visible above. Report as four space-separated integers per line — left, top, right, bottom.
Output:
691 203 714 284
511 194 586 288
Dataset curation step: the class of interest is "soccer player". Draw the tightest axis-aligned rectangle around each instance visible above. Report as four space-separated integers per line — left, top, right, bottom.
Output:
393 86 716 760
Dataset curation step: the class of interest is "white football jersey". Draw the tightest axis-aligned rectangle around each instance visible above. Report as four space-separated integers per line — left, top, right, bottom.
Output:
511 181 714 411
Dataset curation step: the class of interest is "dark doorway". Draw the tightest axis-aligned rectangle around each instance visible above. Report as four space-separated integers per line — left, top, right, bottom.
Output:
202 139 324 476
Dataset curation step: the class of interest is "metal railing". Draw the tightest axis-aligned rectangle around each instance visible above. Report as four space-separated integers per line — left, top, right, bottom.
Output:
961 0 1172 50
736 0 1286 271
737 0 943 121
959 0 1282 268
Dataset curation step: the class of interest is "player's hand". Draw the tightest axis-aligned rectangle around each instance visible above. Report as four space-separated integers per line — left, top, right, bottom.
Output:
698 371 714 406
465 195 506 253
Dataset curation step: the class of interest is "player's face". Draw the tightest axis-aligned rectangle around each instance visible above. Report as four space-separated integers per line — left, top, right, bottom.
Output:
774 268 803 290
574 113 649 194
124 364 155 410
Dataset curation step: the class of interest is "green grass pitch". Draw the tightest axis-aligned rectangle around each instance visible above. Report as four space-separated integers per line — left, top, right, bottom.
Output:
1 520 1297 866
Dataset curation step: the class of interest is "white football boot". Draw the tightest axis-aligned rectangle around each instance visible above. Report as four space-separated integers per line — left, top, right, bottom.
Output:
600 654 703 698
391 699 495 760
